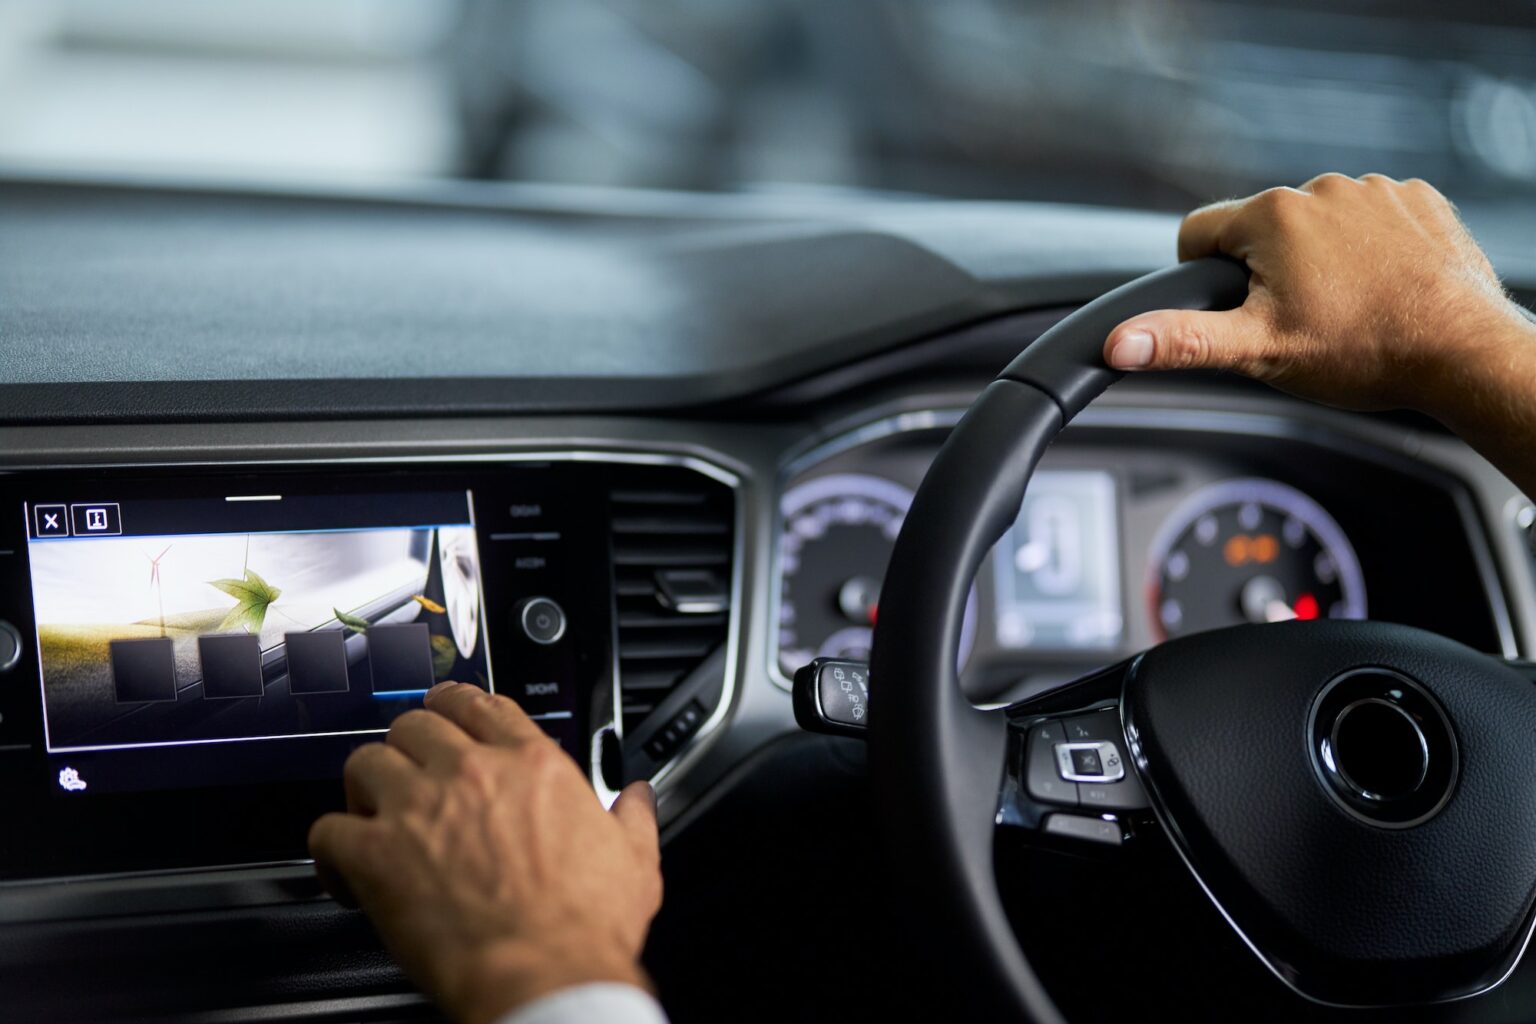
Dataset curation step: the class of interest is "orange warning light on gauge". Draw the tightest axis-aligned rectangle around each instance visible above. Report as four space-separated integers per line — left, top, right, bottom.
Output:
1223 533 1279 567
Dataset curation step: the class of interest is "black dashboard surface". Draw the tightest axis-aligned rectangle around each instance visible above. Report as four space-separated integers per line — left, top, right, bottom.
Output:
0 175 1196 423
8 176 1532 425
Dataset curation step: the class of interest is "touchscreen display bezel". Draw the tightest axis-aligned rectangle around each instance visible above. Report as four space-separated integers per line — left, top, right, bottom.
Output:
0 461 620 881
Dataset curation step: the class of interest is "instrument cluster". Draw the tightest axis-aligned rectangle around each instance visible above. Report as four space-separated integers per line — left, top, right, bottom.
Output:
771 410 1505 699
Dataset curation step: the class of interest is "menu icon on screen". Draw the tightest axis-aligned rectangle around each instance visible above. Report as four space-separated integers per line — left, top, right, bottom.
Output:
69 502 122 536
33 504 69 538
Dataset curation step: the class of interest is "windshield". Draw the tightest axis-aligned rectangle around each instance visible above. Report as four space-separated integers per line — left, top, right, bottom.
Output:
3 0 1534 212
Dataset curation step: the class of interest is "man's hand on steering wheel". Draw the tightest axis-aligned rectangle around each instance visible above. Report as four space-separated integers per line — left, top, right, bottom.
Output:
1106 173 1536 495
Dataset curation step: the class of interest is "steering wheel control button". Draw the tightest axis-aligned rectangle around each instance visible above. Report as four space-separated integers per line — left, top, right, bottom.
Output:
1043 813 1121 846
0 620 21 673
1062 708 1122 741
516 597 567 645
1025 721 1077 805
1051 709 1148 809
791 658 871 738
1079 774 1148 811
1053 741 1125 783
1308 667 1457 829
1069 746 1102 775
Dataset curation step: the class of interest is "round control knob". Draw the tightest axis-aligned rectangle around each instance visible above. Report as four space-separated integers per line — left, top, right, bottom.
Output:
0 620 21 673
516 597 567 645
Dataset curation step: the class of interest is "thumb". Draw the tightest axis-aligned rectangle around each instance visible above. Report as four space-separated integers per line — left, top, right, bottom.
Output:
611 780 660 857
1104 306 1271 374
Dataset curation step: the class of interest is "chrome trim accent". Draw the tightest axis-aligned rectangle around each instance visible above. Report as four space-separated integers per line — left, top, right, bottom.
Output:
0 857 317 893
767 402 1520 689
517 596 567 645
1327 698 1429 802
0 447 744 878
183 991 431 1023
1306 667 1457 831
0 620 20 674
655 569 730 614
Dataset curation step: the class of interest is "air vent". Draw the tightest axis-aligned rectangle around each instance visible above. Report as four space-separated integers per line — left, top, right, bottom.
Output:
610 475 734 736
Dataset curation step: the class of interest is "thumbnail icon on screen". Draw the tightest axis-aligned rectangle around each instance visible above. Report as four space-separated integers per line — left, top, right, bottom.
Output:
109 637 178 704
199 633 265 699
284 631 351 694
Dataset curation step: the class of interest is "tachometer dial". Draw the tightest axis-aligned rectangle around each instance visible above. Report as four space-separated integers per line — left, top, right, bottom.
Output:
1147 478 1366 641
777 473 974 679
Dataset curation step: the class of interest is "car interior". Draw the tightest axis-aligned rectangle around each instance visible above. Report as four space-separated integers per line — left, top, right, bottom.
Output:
4 3 1536 1022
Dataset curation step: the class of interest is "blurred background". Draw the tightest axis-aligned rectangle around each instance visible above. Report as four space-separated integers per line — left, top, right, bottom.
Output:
1 0 1534 215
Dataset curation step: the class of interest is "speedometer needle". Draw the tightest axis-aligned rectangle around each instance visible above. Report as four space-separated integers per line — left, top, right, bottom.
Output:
1242 574 1321 624
1265 600 1297 623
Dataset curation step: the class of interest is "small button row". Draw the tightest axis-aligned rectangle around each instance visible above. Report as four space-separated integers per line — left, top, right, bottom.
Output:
642 699 706 761
1025 708 1149 817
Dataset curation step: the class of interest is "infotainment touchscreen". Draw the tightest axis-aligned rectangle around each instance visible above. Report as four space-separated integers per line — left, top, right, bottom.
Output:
24 488 492 794
0 460 649 880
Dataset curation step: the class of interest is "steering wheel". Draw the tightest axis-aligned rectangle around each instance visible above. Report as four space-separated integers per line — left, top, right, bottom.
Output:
865 260 1536 1018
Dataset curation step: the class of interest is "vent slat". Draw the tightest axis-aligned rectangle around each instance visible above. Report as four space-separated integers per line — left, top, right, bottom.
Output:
612 517 729 536
619 612 727 629
611 489 709 506
617 669 685 693
612 477 733 738
619 639 717 660
613 549 729 568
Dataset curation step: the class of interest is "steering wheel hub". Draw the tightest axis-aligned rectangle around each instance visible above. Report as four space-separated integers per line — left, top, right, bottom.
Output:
1309 667 1456 826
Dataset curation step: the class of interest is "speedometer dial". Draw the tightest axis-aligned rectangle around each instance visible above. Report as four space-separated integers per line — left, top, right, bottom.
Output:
776 473 974 680
1147 478 1366 641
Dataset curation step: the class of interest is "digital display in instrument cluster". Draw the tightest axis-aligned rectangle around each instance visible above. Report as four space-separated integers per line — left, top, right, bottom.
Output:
775 465 1121 682
990 470 1123 651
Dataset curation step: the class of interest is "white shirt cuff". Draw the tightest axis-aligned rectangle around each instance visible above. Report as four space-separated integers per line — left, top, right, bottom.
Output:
493 982 668 1024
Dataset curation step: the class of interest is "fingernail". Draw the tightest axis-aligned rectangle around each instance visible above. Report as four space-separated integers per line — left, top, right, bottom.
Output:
1109 329 1154 369
425 681 456 701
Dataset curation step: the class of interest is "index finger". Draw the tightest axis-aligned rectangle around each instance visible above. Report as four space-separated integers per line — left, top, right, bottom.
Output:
1178 185 1311 263
423 682 544 748
308 811 374 908
1176 197 1246 262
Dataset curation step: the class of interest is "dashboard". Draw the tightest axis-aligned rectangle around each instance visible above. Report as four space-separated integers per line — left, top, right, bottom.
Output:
0 397 1510 886
3 175 1535 1022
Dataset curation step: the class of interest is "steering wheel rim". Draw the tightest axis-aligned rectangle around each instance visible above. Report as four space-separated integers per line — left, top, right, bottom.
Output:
864 258 1255 1020
869 258 1536 1018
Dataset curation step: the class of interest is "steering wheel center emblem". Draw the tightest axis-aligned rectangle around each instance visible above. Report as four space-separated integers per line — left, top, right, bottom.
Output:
1308 668 1458 829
